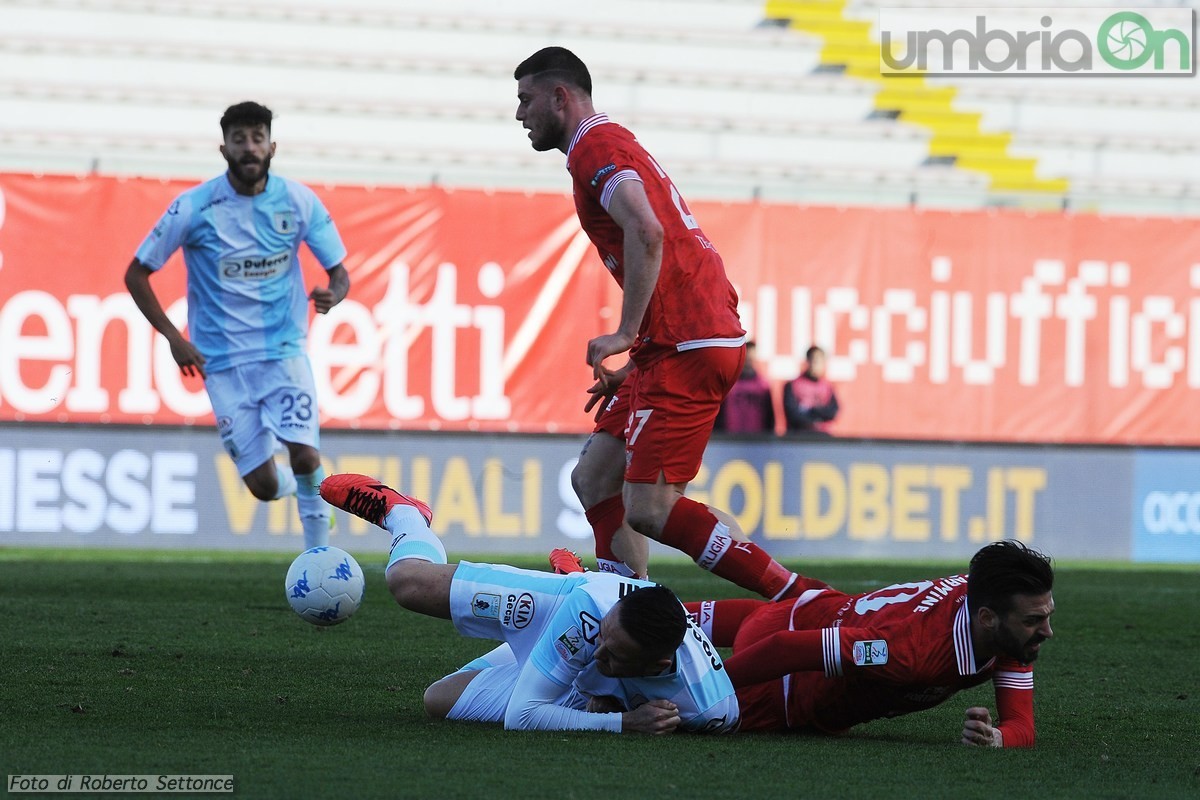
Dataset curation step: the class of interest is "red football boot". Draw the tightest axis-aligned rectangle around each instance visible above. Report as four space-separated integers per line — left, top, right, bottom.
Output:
319 473 433 529
548 548 586 575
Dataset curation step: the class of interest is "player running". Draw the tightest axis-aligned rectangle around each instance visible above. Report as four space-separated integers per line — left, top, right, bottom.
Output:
686 540 1055 747
320 473 739 735
514 46 806 599
125 101 350 550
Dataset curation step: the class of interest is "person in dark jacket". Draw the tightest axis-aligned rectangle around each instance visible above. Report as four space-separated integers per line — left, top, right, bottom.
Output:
783 346 838 435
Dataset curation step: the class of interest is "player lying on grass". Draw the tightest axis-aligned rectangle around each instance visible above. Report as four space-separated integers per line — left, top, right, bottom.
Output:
683 540 1055 747
319 473 738 735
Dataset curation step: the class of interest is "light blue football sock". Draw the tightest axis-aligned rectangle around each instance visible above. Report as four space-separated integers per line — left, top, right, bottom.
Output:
273 463 298 499
296 466 331 549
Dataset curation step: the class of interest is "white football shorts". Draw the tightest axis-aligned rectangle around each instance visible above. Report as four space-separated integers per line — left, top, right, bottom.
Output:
205 356 321 476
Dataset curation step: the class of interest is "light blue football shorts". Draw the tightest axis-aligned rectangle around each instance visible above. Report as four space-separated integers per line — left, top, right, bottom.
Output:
205 356 321 475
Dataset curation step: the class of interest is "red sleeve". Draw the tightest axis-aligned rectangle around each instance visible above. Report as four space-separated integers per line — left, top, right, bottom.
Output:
571 134 640 210
724 629 825 688
993 660 1036 748
725 626 913 688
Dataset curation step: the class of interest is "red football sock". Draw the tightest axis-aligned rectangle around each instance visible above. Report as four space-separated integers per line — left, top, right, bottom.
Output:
683 599 766 647
585 495 625 564
659 497 799 600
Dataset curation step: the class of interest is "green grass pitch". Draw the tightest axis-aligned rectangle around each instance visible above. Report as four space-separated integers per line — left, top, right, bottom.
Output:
1 549 1197 799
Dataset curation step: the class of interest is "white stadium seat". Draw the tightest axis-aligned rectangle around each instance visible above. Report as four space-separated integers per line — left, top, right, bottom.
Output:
2 0 1198 211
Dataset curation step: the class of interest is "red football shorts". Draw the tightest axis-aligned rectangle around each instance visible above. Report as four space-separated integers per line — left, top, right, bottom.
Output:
592 370 635 439
623 346 744 485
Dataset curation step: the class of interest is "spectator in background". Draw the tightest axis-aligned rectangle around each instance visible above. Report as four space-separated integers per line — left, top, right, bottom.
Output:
783 346 838 436
713 341 775 435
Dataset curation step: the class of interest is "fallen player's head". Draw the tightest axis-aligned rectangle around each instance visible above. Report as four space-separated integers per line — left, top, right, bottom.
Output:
967 540 1056 663
594 585 687 678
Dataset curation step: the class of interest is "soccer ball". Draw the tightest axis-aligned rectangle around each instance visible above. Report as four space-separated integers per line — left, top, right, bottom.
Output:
285 546 365 627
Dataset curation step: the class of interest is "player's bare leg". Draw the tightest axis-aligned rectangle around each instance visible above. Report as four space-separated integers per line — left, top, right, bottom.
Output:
423 669 480 718
240 443 329 548
320 473 451 615
386 560 455 619
610 525 650 577
572 431 648 577
241 456 290 501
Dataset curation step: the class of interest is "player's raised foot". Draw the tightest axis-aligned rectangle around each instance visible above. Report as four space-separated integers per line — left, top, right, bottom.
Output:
549 548 586 575
319 473 433 529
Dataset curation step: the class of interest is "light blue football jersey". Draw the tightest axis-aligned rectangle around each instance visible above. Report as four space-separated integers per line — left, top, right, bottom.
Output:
135 173 347 373
530 574 740 733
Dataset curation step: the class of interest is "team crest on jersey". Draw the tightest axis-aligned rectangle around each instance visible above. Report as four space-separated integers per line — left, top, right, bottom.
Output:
852 640 889 666
273 211 297 234
471 592 500 619
555 626 584 660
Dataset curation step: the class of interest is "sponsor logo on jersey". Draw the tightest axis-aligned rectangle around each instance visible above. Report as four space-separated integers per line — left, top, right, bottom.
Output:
167 199 181 216
578 611 600 644
556 626 583 659
603 253 619 273
590 163 617 186
471 592 500 619
504 592 535 629
273 211 297 234
216 416 234 435
220 251 290 280
852 639 889 666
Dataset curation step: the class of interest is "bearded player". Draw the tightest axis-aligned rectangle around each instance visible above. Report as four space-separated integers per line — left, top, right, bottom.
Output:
687 540 1055 747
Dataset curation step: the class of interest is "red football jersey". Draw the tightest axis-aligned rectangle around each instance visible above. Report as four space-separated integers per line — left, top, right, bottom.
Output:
728 576 1036 744
566 114 744 367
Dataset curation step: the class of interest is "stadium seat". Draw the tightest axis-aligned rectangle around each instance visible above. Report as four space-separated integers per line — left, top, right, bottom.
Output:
1 0 1195 211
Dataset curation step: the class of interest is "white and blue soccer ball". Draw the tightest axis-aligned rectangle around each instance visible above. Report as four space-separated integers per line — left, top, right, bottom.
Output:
285 546 365 627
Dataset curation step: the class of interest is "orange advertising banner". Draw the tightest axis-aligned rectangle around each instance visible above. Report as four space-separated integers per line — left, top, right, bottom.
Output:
0 173 1196 444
